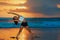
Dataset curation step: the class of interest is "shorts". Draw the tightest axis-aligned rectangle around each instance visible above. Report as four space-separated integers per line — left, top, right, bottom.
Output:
21 22 28 27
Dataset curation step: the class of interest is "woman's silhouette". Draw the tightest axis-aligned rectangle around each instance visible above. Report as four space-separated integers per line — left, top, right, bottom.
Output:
8 12 33 40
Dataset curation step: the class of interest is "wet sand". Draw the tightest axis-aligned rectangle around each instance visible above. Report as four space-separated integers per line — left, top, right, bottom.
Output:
0 28 60 40
0 28 41 40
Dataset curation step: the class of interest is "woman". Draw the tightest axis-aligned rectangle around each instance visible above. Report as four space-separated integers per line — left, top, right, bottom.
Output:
8 12 33 40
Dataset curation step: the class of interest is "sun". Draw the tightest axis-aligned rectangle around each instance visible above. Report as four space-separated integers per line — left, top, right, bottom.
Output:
57 4 60 8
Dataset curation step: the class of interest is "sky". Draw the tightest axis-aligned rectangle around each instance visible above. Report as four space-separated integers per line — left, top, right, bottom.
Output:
0 0 60 18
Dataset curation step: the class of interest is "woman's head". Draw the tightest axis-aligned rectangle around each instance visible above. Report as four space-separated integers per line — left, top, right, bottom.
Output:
13 16 18 20
13 16 19 25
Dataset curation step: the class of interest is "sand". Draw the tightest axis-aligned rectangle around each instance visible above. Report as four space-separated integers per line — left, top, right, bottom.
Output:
0 28 19 40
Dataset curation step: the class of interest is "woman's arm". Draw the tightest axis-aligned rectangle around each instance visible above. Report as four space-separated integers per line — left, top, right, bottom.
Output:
0 20 14 22
8 12 21 18
26 27 34 40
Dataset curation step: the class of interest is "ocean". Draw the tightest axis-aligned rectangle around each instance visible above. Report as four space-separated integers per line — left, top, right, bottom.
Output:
0 18 60 28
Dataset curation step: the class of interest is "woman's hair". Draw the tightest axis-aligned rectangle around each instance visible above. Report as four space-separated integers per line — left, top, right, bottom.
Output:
13 16 18 20
13 16 18 25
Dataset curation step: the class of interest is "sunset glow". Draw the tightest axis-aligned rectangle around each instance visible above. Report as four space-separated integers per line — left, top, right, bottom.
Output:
18 28 31 40
19 0 27 4
7 0 27 4
17 6 28 9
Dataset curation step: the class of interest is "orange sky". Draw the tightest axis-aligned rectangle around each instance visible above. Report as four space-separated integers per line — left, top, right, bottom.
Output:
0 0 60 18
0 0 47 18
0 5 47 18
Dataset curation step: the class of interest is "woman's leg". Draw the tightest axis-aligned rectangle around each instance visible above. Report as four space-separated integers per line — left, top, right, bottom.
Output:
16 26 23 40
25 26 34 40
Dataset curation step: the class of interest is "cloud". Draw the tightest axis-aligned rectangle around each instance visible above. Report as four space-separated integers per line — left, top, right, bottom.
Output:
0 2 12 6
27 0 60 8
9 6 60 16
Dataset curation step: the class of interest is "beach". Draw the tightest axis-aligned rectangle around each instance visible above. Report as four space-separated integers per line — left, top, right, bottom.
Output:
0 28 60 40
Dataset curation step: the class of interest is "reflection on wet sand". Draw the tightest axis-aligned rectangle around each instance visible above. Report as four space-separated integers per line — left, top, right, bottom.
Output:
18 28 32 40
0 28 41 40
